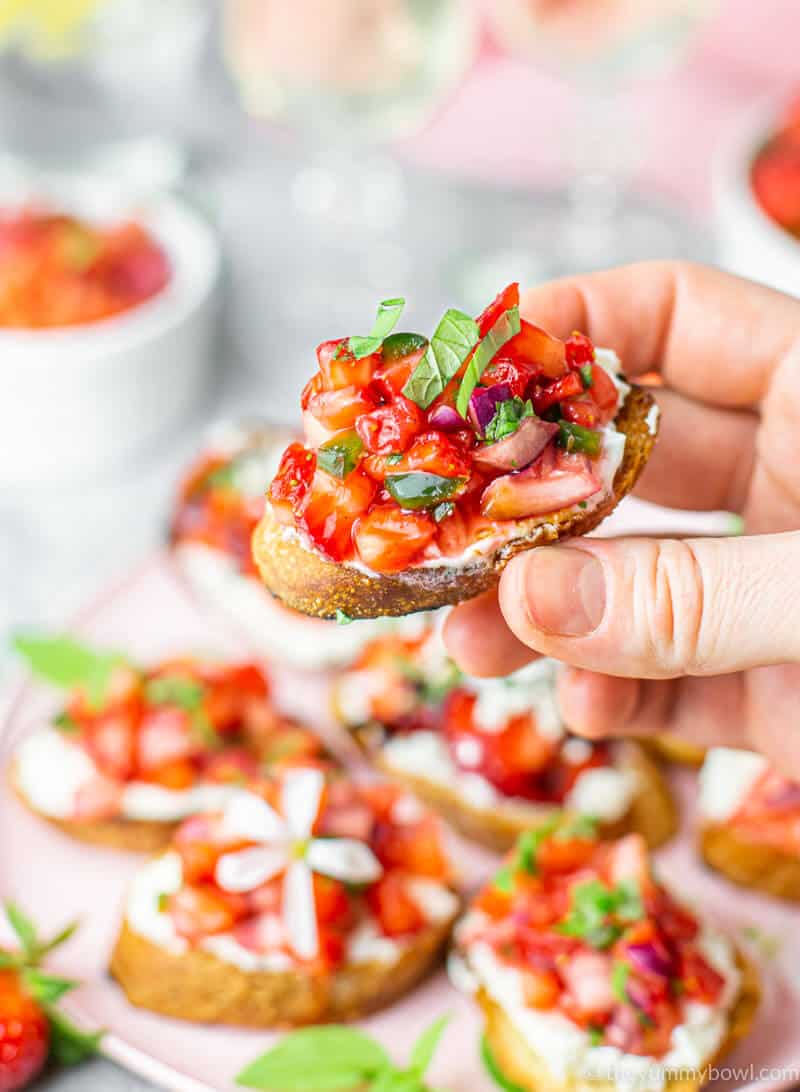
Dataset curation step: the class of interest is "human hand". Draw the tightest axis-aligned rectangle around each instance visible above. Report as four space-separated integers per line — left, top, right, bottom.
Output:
444 261 800 775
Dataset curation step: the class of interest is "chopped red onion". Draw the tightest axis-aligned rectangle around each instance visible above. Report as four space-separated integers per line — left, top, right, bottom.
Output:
428 404 464 432
473 416 558 473
467 383 512 434
625 942 674 979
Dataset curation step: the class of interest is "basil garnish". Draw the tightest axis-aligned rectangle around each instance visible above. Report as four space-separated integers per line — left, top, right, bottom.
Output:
558 879 644 949
484 396 534 443
13 634 131 710
348 297 405 359
455 305 520 419
402 308 479 409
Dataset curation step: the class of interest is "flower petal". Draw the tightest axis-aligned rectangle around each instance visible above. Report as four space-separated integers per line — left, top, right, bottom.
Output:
281 767 325 839
283 859 318 960
215 846 288 893
220 790 285 843
306 838 383 884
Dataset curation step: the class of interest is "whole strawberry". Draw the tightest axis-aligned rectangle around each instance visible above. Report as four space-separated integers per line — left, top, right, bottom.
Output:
0 903 101 1091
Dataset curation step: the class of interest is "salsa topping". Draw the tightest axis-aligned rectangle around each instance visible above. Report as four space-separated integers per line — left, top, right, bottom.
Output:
270 284 628 573
0 209 170 328
459 826 730 1060
751 92 800 238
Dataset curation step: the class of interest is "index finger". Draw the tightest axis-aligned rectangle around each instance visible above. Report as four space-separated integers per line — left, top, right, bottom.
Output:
521 261 800 410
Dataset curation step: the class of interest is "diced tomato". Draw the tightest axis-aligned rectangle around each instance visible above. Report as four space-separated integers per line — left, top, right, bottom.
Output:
85 715 136 780
367 873 425 937
372 815 449 879
531 371 584 415
317 338 377 390
482 356 541 399
679 950 725 1004
268 443 316 523
313 874 352 927
169 885 247 942
564 333 595 368
522 968 561 1009
299 467 376 561
476 282 520 336
355 396 423 455
142 758 197 789
587 364 620 424
137 708 195 772
354 504 437 572
505 320 567 379
304 385 378 431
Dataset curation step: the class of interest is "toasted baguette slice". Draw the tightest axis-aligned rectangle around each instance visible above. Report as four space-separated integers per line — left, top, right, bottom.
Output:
700 822 800 901
375 740 676 852
110 915 454 1027
253 386 657 620
10 764 174 853
647 734 707 767
478 949 759 1092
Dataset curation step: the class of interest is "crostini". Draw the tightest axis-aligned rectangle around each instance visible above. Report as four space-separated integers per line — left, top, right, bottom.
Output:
110 768 459 1025
10 636 329 852
333 628 676 850
452 824 759 1092
255 284 658 618
699 747 800 901
170 418 412 670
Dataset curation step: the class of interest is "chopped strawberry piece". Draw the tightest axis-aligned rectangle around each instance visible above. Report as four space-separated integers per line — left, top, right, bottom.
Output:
268 443 316 523
304 384 378 431
73 774 124 820
202 748 259 784
137 708 195 772
531 371 584 414
85 715 136 780
679 949 725 1004
521 968 561 1009
561 952 615 1014
175 827 224 884
299 467 376 561
476 282 520 336
608 834 650 888
752 145 800 230
367 874 425 937
505 319 566 378
564 332 595 368
354 505 437 572
169 884 247 942
317 338 377 390
313 874 353 928
355 396 423 455
474 883 513 919
374 350 426 396
482 356 541 399
233 912 286 953
561 399 600 428
141 757 197 790
372 815 449 879
480 446 600 520
587 364 620 424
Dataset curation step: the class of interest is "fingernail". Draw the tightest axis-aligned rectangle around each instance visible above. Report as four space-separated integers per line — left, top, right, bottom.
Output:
518 547 605 637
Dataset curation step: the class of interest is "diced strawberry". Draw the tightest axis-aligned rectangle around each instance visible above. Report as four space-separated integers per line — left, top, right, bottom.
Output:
564 333 595 368
268 443 316 523
372 815 449 879
531 371 584 415
354 505 437 572
374 351 426 397
315 928 347 972
363 430 472 482
474 884 513 920
536 836 597 876
169 884 247 942
247 878 282 915
505 320 566 379
355 396 423 455
480 446 600 520
367 873 425 937
175 827 223 884
300 467 376 561
233 912 285 953
587 364 620 424
679 949 725 1004
304 385 378 431
561 952 615 1014
752 145 800 230
482 356 541 399
317 338 377 390
73 773 124 820
561 399 600 428
476 282 520 336
202 747 259 784
141 758 197 790
313 874 352 927
85 715 136 780
608 834 650 888
522 968 561 1010
317 801 375 842
137 707 196 772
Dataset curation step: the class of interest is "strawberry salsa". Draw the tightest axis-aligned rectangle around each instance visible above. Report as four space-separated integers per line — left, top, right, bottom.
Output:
751 92 800 238
456 826 736 1063
337 631 621 809
13 638 326 822
0 209 170 328
269 285 628 573
142 776 455 971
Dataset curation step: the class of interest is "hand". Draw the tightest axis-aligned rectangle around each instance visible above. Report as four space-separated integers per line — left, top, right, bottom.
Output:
444 261 800 776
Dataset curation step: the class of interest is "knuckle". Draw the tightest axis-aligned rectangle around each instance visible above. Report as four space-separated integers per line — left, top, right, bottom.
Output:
626 540 706 673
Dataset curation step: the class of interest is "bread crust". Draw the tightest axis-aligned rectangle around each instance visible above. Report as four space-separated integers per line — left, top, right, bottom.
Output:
479 948 759 1092
700 822 800 901
253 386 657 619
10 765 174 852
375 740 676 852
646 735 707 768
110 914 455 1026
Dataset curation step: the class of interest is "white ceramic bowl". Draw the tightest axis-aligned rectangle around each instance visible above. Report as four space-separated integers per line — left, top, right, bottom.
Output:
713 98 800 298
0 170 220 487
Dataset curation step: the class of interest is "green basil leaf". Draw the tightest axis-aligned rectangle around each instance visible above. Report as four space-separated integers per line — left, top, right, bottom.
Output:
317 431 364 479
432 501 454 523
45 1007 103 1066
4 901 38 960
382 332 428 361
145 675 204 711
557 420 602 457
39 920 79 957
492 866 514 894
455 306 520 419
480 1035 527 1092
237 1026 389 1089
402 309 479 409
348 297 406 359
580 363 594 388
335 610 354 626
23 969 76 1004
409 1014 450 1076
13 634 130 709
612 960 631 1004
484 397 533 444
385 472 464 510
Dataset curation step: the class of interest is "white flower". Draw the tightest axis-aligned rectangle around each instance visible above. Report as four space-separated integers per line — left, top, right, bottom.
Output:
214 768 382 960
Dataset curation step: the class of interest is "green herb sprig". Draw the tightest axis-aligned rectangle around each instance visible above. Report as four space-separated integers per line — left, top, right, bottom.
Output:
558 879 644 949
455 306 520 419
237 1015 450 1090
349 298 406 359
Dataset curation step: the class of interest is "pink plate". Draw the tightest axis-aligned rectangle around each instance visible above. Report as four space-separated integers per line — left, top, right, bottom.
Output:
1 554 798 1092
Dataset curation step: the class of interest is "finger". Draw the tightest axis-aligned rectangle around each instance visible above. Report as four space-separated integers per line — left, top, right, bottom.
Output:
634 389 757 512
557 668 750 750
499 532 800 678
443 590 537 677
521 261 800 409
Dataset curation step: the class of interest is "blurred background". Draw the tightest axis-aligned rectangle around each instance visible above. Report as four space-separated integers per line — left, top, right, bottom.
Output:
0 0 798 662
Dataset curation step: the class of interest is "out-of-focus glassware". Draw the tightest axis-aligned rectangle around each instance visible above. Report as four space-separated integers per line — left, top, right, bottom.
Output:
472 0 715 288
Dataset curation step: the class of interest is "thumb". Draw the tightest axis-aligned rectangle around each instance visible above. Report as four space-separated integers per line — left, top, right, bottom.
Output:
498 532 800 678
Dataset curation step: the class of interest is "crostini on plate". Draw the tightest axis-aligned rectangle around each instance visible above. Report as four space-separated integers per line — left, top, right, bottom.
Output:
699 747 800 901
170 418 413 670
110 767 460 1025
451 823 759 1092
255 284 658 618
10 636 329 852
333 627 676 850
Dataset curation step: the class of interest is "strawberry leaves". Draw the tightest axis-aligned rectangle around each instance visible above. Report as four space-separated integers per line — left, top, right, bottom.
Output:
237 1015 450 1090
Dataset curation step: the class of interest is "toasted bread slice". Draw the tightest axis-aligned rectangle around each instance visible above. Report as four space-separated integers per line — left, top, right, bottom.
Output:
253 386 657 620
646 735 707 767
700 823 800 901
10 764 173 852
110 915 454 1027
375 740 676 852
478 948 759 1092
